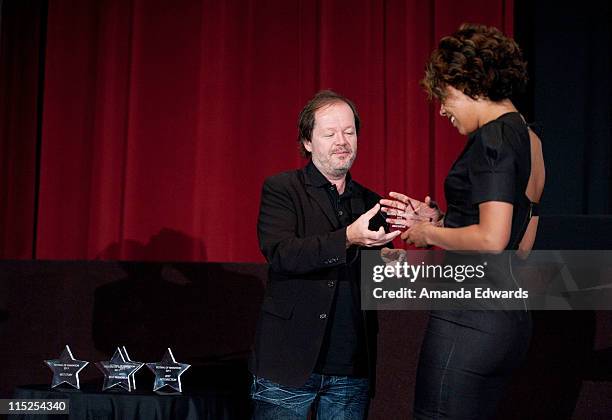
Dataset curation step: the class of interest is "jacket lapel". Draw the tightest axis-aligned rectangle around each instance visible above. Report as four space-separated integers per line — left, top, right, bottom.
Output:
305 185 341 230
302 165 341 230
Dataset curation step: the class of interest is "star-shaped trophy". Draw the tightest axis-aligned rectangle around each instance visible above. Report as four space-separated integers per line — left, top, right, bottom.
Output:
120 346 144 390
95 347 142 392
147 348 190 393
45 345 89 389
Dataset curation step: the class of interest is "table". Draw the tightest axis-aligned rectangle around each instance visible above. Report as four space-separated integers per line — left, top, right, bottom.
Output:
11 384 250 420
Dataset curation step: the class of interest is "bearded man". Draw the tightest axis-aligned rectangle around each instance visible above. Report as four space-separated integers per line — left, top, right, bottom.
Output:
249 90 399 420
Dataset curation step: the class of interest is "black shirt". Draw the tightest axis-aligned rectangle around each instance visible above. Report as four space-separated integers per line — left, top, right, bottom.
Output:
304 162 367 377
444 112 533 249
436 112 535 318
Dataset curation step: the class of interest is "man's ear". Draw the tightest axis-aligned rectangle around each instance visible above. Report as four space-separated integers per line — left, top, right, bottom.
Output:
303 139 312 153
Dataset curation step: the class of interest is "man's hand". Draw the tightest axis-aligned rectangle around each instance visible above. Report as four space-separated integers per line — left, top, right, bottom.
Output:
346 204 401 247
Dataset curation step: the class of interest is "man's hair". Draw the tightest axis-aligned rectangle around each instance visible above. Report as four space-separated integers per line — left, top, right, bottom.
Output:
297 90 361 157
421 23 528 102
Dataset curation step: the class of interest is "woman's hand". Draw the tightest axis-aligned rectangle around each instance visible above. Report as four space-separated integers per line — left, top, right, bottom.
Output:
401 222 432 248
380 192 443 230
380 247 407 264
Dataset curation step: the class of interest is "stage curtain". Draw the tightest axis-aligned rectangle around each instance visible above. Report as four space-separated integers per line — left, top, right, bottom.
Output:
2 0 512 262
0 0 46 258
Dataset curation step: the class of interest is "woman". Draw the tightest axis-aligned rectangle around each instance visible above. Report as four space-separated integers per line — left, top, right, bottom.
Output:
381 23 545 419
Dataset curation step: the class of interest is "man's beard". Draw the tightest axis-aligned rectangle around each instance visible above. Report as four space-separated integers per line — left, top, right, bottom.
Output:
313 150 356 179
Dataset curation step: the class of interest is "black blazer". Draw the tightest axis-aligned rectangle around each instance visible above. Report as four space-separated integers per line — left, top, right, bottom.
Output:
249 163 389 394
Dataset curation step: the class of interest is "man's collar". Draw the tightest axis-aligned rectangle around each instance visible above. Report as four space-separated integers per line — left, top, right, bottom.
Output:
304 160 353 189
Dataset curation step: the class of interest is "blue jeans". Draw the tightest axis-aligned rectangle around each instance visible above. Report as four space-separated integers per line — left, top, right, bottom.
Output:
251 373 370 420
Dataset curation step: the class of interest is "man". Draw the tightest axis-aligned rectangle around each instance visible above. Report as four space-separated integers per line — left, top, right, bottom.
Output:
250 90 400 419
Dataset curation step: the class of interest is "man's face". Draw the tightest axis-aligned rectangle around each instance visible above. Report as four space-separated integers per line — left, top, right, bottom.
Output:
303 101 357 179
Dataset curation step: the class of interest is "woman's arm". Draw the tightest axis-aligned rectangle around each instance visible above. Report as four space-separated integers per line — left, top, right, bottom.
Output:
403 201 513 252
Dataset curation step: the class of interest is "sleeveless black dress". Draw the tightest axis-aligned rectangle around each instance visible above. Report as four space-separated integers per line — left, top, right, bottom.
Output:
414 112 536 419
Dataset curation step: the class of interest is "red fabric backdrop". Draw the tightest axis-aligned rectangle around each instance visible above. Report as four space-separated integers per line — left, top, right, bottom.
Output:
1 0 513 262
0 0 45 259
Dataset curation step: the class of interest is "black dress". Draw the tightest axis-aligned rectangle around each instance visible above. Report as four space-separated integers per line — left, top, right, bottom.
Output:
414 112 535 419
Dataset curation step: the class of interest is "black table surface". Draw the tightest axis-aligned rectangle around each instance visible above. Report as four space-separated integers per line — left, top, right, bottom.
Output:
10 383 250 420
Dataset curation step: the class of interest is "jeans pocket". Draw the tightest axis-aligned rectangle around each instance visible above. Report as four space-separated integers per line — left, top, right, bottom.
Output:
251 376 314 409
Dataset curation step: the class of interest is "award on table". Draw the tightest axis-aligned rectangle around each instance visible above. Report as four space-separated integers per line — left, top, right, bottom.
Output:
120 346 144 390
95 347 143 392
147 348 190 393
44 345 89 389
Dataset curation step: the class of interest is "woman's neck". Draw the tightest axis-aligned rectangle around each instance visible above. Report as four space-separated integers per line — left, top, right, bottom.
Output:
478 99 518 127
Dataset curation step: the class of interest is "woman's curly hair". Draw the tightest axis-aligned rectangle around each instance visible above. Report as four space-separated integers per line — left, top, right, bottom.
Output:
422 23 528 102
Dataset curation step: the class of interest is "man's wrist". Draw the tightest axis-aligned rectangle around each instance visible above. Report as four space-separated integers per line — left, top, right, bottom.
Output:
345 225 353 248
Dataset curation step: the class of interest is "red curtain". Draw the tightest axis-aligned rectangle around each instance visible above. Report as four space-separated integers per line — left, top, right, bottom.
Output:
2 0 513 262
0 0 45 259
